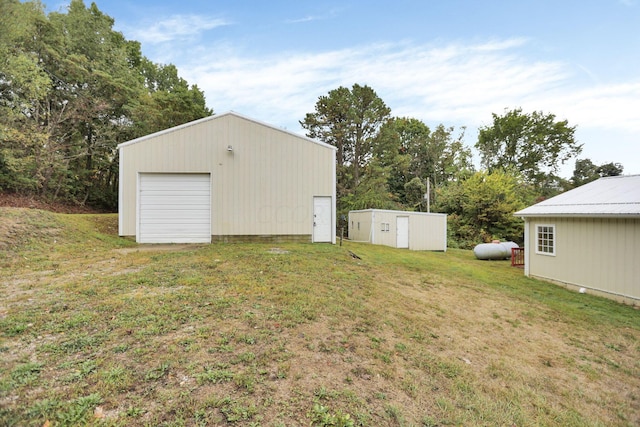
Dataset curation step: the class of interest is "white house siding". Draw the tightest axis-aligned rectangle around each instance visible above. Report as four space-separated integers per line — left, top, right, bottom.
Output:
119 112 336 243
348 209 447 251
525 217 640 303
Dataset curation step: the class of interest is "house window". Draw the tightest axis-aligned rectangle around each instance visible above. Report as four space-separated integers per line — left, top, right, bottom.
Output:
536 224 555 255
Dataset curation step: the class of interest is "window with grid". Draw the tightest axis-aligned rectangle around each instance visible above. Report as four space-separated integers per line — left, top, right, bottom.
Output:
536 224 555 255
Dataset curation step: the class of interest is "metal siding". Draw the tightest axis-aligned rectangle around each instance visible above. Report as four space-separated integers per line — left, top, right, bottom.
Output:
119 113 335 239
374 211 397 248
409 214 447 251
528 217 640 301
348 211 372 242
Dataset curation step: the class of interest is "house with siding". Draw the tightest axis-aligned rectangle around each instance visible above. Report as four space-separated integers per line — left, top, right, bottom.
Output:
118 112 336 244
514 175 640 304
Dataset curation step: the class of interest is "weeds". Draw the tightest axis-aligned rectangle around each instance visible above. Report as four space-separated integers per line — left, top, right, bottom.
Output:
309 403 355 427
10 362 43 386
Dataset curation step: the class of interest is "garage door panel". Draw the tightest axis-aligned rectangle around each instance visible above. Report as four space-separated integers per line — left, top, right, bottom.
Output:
140 225 209 234
138 198 210 208
144 190 209 200
142 188 207 196
139 173 211 244
141 180 208 191
140 234 208 244
141 212 210 221
141 218 210 226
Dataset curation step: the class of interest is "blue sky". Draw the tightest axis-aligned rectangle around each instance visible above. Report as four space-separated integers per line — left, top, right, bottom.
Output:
54 0 640 176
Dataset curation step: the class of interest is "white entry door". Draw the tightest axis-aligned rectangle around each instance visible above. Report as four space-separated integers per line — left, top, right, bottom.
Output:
396 216 409 249
138 173 211 244
313 196 332 243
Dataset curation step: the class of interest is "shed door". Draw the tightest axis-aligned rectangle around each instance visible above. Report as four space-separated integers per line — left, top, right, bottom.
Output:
396 216 409 249
138 173 211 244
313 196 332 243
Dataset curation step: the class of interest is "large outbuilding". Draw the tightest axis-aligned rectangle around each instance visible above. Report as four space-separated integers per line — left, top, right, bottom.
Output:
348 209 447 251
514 175 640 304
118 112 336 244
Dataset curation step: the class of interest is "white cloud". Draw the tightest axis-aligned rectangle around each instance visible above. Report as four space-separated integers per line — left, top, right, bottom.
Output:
126 15 230 44
172 38 640 173
189 39 635 128
179 39 569 126
285 15 321 24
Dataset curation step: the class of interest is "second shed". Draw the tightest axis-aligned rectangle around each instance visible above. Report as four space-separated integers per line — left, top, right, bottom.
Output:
348 209 447 251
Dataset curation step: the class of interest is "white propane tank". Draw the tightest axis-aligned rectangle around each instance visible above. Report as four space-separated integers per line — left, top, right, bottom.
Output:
473 241 519 260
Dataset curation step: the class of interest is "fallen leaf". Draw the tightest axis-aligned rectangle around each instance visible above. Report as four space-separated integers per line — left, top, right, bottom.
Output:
94 406 105 419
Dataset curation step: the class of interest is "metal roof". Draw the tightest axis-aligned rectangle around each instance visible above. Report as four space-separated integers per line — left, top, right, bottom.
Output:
515 175 640 217
349 209 446 217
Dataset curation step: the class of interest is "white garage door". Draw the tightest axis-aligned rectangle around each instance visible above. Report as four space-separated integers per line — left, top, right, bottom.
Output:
138 173 211 244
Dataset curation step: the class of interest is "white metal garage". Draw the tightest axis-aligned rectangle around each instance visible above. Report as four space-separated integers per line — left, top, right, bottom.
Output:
138 173 211 244
118 112 336 244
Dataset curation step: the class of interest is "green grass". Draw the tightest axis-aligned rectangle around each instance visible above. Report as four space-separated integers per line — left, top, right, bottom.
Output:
1 208 639 426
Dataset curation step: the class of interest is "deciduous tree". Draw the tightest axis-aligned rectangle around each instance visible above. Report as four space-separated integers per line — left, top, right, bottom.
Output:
0 0 212 209
301 84 391 213
476 108 581 189
373 117 473 209
570 158 623 187
434 170 534 248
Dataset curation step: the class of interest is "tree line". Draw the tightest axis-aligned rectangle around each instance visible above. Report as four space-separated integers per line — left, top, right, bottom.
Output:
0 0 212 209
2 1 624 247
302 84 623 248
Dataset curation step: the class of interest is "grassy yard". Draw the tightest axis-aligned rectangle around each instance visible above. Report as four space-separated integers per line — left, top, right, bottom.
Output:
1 208 638 426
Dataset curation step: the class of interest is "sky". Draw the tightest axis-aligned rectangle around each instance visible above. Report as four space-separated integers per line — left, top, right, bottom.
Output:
53 0 640 177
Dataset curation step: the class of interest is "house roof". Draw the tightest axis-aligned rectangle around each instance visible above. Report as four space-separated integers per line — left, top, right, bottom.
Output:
515 175 640 218
117 111 336 151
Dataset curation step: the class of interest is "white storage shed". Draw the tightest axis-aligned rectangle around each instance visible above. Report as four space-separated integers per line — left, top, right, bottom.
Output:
118 112 336 244
348 209 447 251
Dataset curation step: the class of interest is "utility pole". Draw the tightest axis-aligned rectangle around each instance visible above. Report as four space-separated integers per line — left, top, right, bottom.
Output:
424 178 431 213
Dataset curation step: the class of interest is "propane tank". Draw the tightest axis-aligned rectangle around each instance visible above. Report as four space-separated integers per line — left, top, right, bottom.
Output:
473 241 519 260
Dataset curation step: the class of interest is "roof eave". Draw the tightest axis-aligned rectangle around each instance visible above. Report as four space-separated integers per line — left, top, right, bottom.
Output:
116 111 336 152
515 213 640 219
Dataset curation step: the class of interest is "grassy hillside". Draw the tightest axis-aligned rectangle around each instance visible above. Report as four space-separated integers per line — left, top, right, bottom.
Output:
1 208 638 426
